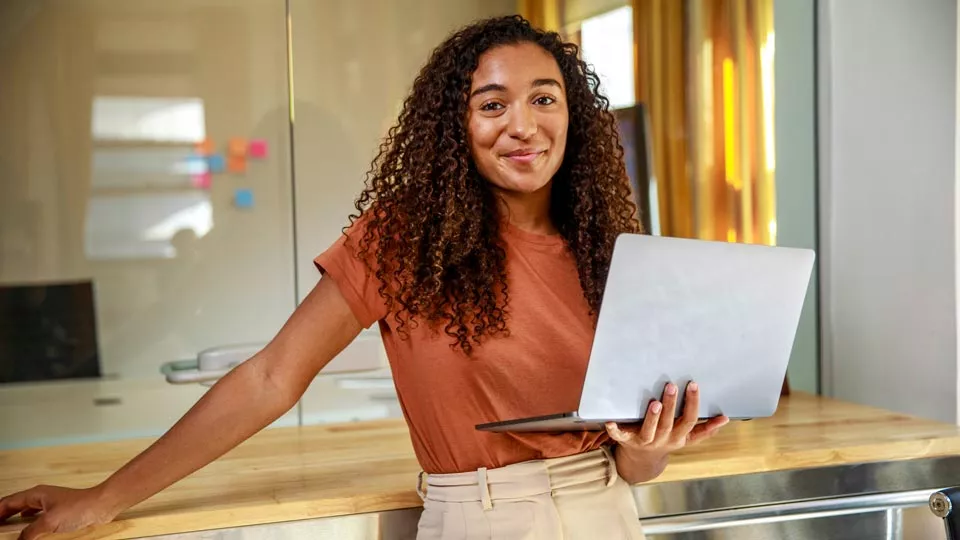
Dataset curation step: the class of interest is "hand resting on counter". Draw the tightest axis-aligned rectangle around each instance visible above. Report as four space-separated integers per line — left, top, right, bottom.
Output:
0 276 365 540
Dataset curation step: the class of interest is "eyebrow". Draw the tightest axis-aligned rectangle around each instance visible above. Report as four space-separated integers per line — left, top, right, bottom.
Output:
469 78 563 99
532 78 562 90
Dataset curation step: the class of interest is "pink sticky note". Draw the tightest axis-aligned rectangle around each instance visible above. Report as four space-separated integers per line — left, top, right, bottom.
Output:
249 139 268 158
191 172 212 189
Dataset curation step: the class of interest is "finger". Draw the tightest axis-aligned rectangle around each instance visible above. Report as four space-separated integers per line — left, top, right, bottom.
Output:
656 383 679 439
688 426 719 445
706 415 729 430
688 416 729 444
19 515 54 540
676 382 701 435
0 491 41 522
688 415 728 437
605 422 634 444
639 400 662 444
21 508 41 518
0 493 19 521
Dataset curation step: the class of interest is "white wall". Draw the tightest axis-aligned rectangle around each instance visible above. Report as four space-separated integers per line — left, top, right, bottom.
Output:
818 0 958 423
774 0 819 395
956 0 960 425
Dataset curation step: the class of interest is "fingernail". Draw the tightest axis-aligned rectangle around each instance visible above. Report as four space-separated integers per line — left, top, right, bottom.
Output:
666 384 678 396
651 401 662 414
689 382 699 393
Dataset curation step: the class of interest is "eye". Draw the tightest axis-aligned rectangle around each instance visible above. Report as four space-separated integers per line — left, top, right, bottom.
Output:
480 101 505 112
534 96 556 106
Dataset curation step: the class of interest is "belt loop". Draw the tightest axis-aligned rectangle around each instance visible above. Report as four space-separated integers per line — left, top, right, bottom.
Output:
478 467 493 510
600 446 617 487
416 471 427 500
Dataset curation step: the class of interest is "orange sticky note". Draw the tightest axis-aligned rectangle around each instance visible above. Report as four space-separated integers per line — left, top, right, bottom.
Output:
227 155 247 173
195 138 214 156
228 137 247 157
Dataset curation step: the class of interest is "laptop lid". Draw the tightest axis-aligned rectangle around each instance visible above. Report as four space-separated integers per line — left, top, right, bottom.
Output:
577 234 814 422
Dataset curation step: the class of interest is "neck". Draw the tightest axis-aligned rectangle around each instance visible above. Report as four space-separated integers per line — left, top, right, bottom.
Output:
493 183 557 235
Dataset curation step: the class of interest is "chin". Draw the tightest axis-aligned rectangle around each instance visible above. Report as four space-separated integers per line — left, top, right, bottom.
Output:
503 182 551 195
495 174 553 194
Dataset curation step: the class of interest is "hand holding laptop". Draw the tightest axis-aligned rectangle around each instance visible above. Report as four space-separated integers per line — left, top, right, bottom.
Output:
476 234 814 433
604 381 729 452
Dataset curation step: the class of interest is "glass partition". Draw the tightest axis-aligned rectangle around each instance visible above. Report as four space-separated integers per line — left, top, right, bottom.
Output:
0 0 298 448
0 0 522 449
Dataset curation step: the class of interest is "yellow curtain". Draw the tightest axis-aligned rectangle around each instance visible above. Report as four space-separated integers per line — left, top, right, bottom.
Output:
517 0 562 31
633 0 776 245
632 0 691 238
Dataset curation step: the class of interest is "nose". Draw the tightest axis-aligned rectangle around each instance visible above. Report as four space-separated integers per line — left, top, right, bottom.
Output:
506 103 537 140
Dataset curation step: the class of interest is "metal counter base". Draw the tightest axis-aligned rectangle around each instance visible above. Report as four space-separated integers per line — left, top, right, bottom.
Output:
635 455 960 539
146 456 960 540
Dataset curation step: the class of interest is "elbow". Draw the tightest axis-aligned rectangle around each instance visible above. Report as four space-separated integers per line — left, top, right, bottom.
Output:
245 354 303 416
264 366 303 414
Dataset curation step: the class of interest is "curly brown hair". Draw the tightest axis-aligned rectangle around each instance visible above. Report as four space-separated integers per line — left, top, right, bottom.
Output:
347 15 641 354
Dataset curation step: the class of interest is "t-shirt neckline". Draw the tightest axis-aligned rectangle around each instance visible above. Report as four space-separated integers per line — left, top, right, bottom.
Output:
501 220 566 247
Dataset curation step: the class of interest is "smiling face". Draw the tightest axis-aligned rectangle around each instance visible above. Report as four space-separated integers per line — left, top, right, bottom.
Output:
466 42 569 198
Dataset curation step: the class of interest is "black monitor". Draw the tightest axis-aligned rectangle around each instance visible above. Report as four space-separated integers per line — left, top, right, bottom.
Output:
0 281 101 383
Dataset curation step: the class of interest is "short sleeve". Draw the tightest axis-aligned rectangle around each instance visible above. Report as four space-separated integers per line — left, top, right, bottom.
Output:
314 219 389 328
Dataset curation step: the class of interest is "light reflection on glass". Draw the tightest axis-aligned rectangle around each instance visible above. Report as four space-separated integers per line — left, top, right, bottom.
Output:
92 97 205 143
84 194 212 260
92 147 203 189
87 94 211 261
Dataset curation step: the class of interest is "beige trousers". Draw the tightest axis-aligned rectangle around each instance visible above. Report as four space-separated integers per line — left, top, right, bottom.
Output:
416 447 646 539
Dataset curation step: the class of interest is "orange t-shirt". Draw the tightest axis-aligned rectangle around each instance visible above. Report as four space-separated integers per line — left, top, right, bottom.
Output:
314 220 609 474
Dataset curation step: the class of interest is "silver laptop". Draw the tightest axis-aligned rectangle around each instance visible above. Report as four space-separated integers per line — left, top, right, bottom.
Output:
476 233 815 432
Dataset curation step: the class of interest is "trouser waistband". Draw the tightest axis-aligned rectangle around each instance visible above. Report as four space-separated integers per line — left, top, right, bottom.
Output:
417 447 618 510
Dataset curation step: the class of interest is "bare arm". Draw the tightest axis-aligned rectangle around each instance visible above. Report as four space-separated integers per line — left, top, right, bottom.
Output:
0 276 363 538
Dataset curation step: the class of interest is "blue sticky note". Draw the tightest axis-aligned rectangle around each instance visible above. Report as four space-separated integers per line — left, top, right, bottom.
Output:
234 188 254 209
175 155 208 176
207 154 226 173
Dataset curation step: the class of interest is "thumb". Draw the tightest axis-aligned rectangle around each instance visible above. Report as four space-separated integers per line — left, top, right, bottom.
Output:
605 422 634 443
19 515 55 540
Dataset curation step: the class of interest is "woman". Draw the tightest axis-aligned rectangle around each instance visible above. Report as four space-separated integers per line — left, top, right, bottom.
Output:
0 15 728 539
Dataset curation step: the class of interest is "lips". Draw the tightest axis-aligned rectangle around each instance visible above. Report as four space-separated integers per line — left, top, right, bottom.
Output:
502 149 545 164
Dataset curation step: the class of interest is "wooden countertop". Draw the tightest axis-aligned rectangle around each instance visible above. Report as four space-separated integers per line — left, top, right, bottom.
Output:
2 393 960 539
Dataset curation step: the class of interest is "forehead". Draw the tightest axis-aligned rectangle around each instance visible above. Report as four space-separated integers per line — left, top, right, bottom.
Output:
470 42 564 90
